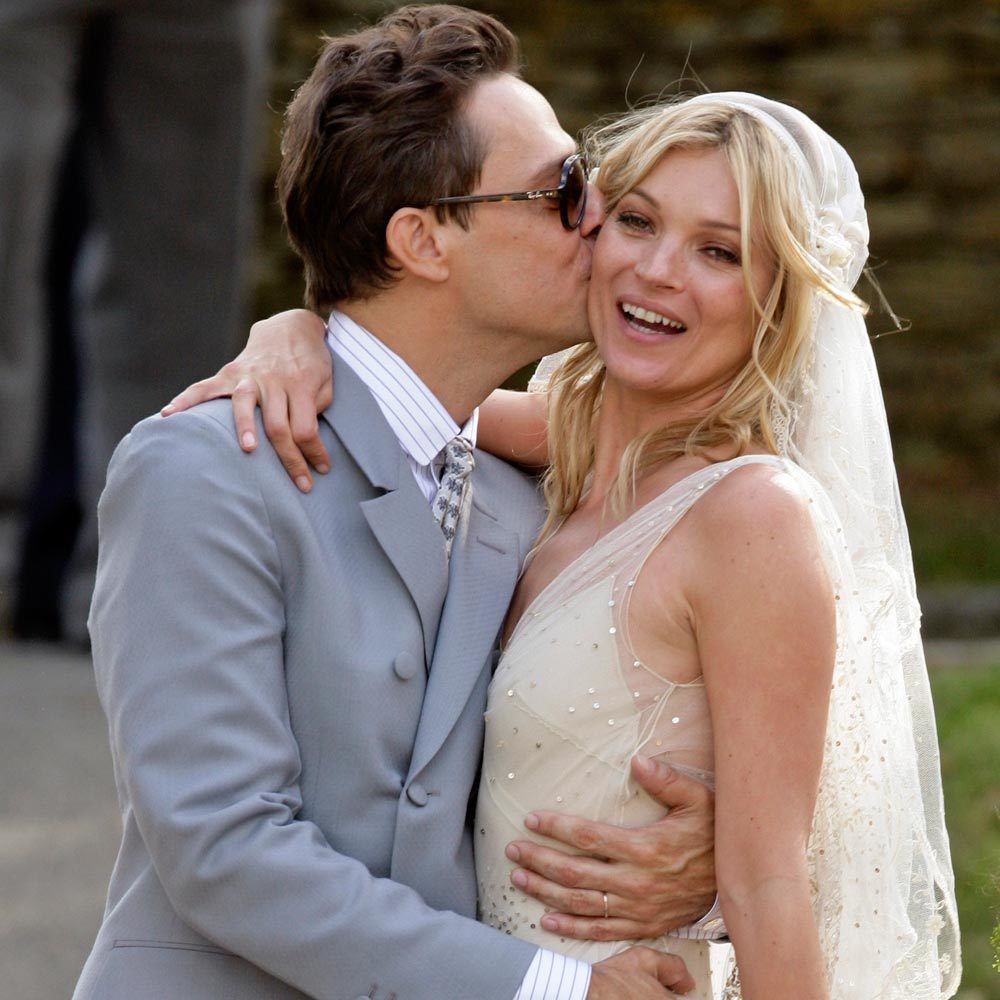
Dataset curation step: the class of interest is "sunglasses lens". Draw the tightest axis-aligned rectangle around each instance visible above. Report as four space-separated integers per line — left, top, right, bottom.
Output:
563 156 587 229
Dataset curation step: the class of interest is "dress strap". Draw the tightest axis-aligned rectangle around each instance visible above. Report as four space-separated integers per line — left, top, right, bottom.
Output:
525 455 788 624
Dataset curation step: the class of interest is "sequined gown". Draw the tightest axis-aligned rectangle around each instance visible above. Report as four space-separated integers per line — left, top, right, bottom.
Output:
474 459 775 998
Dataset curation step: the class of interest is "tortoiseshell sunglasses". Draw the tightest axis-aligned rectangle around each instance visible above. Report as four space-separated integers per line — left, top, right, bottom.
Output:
427 153 589 231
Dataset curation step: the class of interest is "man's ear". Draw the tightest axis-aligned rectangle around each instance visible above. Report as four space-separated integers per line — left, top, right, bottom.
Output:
385 207 451 283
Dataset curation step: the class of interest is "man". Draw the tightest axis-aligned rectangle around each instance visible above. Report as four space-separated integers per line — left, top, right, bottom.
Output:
77 7 714 998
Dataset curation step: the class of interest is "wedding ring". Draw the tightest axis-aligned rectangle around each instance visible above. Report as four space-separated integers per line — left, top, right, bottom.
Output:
602 892 609 919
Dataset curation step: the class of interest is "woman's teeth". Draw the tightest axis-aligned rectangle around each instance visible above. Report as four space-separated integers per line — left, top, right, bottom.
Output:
621 302 686 333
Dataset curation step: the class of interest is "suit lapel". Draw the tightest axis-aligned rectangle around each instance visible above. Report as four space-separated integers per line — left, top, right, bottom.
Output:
408 490 521 779
361 481 448 665
321 353 448 662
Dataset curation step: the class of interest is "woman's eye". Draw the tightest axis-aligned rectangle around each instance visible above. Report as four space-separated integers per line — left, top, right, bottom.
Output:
615 211 651 232
705 245 740 264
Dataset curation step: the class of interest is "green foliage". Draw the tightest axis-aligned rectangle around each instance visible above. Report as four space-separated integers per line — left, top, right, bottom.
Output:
905 497 1000 586
931 659 1000 995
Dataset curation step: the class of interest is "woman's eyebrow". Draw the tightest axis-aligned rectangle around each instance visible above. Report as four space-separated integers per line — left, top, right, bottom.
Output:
628 187 742 234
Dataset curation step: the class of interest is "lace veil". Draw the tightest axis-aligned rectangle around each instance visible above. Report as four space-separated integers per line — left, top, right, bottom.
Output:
530 93 960 999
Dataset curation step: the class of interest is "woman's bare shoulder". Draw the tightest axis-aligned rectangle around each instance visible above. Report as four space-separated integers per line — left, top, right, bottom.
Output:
669 459 829 600
694 458 817 540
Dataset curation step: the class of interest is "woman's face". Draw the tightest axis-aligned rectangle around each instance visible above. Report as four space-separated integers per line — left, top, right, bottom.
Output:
588 145 773 410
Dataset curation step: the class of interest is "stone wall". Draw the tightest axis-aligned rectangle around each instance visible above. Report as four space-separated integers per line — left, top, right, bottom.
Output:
257 0 999 582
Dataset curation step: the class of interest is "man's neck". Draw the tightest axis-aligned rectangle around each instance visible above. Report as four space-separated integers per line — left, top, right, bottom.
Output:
338 295 527 425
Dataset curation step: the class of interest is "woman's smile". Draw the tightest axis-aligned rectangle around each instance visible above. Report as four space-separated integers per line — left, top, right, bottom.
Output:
618 299 688 335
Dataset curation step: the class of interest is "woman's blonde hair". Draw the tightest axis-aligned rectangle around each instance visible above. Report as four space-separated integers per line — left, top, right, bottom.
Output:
539 96 866 538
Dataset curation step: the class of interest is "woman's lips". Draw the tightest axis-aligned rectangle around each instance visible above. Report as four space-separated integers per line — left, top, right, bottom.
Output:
619 300 687 335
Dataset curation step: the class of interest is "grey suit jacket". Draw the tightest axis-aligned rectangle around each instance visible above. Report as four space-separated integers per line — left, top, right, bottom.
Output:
74 356 545 1000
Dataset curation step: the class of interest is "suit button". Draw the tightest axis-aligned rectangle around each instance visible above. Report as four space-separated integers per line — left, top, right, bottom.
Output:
406 782 429 806
393 651 420 680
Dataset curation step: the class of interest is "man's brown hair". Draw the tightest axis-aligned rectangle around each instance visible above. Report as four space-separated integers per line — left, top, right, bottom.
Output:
278 4 520 310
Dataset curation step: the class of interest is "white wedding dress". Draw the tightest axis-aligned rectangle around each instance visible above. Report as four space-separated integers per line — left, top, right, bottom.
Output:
476 456 782 999
475 451 956 998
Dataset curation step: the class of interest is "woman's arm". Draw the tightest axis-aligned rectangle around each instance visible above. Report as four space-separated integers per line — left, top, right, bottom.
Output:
477 389 550 468
162 309 332 491
164 307 552 483
686 467 836 1000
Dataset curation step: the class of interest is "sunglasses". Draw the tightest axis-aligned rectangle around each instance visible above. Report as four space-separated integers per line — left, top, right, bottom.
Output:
427 153 589 231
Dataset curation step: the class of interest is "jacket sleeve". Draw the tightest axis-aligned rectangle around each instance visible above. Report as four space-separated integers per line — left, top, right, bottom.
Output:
90 408 537 1000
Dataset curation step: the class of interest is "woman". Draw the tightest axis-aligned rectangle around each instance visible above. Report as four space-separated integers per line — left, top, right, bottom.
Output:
169 93 960 998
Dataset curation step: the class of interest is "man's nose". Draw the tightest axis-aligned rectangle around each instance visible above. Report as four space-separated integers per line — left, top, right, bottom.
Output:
578 182 604 238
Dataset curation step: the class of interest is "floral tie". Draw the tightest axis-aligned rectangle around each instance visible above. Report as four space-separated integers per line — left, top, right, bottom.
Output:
433 436 475 558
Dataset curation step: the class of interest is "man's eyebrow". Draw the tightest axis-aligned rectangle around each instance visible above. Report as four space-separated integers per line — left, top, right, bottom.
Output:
630 186 741 233
524 152 572 189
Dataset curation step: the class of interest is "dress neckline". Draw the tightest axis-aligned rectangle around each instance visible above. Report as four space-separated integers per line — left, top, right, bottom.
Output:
504 453 786 647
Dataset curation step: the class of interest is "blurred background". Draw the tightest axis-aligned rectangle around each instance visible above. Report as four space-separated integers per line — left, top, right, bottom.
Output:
1 1 997 997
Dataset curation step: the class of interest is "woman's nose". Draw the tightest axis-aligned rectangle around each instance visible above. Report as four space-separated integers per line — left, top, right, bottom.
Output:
635 241 685 289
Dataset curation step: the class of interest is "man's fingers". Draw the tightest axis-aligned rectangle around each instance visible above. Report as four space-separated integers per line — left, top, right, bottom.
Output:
522 810 638 862
507 839 622 891
650 950 696 995
630 755 713 814
535 912 654 943
511 864 660 930
510 864 611 915
590 947 695 999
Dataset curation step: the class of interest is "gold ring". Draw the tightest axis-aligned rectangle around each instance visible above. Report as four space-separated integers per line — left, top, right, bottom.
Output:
602 892 609 919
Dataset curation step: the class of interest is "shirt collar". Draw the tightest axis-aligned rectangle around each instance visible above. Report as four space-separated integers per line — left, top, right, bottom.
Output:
326 310 477 468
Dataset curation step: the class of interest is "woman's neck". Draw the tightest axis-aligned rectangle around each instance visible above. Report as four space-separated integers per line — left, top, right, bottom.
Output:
584 377 758 512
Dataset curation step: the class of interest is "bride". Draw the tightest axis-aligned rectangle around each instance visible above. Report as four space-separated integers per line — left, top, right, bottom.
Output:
168 93 960 998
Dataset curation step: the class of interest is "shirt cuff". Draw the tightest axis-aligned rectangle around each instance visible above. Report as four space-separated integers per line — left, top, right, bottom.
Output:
512 949 591 1000
692 893 727 938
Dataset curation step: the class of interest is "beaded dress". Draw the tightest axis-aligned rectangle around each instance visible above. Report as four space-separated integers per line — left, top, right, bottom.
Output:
474 458 775 998
476 446 955 998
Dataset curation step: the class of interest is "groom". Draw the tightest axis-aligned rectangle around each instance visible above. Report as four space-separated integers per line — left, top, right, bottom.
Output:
76 7 713 999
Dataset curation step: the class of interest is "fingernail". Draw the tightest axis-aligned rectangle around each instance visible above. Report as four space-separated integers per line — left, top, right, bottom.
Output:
633 753 652 772
524 813 539 831
241 431 256 449
295 476 312 493
505 844 521 862
316 463 330 475
511 869 528 888
161 403 175 415
540 916 558 931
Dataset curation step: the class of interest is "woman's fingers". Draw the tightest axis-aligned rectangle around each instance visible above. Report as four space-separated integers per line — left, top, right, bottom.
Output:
161 374 234 416
232 379 260 451
261 386 313 492
287 381 330 475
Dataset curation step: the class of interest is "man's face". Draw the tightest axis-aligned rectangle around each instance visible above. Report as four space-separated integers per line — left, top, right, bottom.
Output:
445 75 598 359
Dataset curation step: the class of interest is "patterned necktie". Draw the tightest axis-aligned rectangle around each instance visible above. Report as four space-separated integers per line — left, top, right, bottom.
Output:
433 436 475 558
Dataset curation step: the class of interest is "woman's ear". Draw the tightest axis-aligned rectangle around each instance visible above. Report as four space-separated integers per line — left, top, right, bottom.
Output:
385 207 450 283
